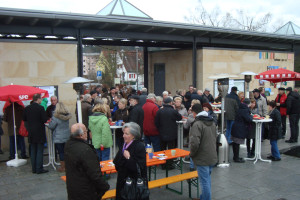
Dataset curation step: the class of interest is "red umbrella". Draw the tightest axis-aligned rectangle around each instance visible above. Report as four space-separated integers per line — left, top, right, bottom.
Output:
254 68 300 83
0 85 49 102
0 84 49 167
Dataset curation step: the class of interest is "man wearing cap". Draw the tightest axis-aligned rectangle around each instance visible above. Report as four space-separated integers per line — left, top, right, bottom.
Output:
253 89 268 117
155 97 182 151
224 86 240 144
142 93 160 152
285 87 300 143
128 95 144 136
203 88 214 103
275 88 287 138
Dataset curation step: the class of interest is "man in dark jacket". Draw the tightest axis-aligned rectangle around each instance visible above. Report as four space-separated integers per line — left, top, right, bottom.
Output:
224 86 240 144
155 97 182 150
203 88 214 103
128 95 144 136
23 93 48 174
285 87 300 143
46 95 58 119
142 93 160 152
65 123 110 200
189 104 217 200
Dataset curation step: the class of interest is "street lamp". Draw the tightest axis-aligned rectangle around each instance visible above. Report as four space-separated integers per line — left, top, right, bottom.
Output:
241 71 257 98
65 77 93 123
135 46 139 90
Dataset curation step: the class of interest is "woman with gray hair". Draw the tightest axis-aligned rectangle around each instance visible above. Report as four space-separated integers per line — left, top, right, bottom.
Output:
113 122 148 200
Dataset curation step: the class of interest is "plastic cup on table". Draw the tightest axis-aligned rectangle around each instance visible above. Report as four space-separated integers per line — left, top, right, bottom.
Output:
118 120 123 126
149 153 153 159
171 150 176 156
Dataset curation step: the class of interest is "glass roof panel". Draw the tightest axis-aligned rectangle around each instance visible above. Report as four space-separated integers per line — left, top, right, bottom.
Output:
122 0 150 18
97 0 116 15
275 22 300 35
111 0 124 15
97 0 152 19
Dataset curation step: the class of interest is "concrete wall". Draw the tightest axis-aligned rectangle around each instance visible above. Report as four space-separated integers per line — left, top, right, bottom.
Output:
202 48 294 99
0 42 78 150
149 48 294 100
148 50 193 95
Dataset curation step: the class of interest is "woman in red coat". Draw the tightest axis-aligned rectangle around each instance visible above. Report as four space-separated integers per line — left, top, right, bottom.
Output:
275 88 287 138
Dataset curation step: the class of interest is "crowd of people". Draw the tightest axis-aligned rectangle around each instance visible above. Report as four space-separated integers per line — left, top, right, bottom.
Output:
1 83 300 200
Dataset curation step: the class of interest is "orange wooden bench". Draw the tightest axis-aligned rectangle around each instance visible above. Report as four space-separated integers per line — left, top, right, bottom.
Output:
61 170 198 199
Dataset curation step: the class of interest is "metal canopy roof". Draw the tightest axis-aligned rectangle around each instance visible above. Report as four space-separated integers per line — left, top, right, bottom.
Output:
0 7 300 50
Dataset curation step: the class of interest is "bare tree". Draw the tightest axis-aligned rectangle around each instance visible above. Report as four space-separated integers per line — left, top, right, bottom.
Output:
185 0 273 32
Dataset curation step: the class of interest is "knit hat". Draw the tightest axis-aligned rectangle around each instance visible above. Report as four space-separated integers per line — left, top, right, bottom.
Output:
286 87 293 92
202 103 213 111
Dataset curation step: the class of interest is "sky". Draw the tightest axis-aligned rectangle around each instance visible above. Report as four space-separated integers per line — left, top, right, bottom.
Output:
0 0 299 32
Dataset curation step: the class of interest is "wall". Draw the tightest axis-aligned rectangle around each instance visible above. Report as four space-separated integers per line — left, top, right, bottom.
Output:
0 42 78 150
148 49 193 95
202 48 294 100
148 48 294 100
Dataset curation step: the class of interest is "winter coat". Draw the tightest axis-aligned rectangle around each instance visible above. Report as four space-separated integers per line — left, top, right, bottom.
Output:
40 98 48 110
64 137 110 200
0 116 3 136
268 108 282 140
248 107 258 139
231 103 253 139
204 93 214 103
175 104 188 117
48 112 72 144
3 103 24 136
189 111 217 166
46 104 56 119
89 112 113 149
139 92 147 107
142 99 159 136
113 140 148 200
208 110 218 126
80 101 92 129
183 99 191 111
155 105 182 142
255 95 268 116
128 104 144 134
286 91 300 115
112 107 129 138
275 93 287 116
23 102 48 144
225 92 240 120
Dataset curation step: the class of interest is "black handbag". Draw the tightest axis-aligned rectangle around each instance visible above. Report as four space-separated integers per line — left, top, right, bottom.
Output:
121 163 150 200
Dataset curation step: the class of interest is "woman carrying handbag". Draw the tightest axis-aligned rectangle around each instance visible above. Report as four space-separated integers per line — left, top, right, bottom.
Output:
113 122 149 200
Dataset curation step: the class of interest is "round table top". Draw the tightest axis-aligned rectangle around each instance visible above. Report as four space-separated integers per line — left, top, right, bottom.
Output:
253 118 272 123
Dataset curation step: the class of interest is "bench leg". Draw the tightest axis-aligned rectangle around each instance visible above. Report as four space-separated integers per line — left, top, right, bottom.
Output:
166 158 183 195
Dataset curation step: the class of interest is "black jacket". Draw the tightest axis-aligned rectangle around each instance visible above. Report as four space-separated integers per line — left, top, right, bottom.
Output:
225 92 240 120
231 103 253 139
46 104 56 119
23 102 47 144
113 107 129 138
286 91 300 115
191 94 209 105
204 93 214 103
139 92 147 107
155 105 182 142
128 104 144 134
113 140 148 200
268 108 282 140
64 137 109 200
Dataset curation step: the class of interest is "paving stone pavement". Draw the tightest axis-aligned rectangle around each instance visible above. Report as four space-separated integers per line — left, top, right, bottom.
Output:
1 130 300 200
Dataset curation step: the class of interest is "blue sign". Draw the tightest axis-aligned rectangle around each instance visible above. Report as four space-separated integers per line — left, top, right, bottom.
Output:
97 71 102 77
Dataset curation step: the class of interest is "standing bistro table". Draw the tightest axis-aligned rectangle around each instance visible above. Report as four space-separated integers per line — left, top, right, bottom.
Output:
245 118 272 164
44 124 60 170
110 125 122 160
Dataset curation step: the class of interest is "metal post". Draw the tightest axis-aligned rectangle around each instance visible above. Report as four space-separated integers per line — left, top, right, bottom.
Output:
144 47 148 89
77 91 82 123
135 46 139 90
192 37 197 87
77 29 83 77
